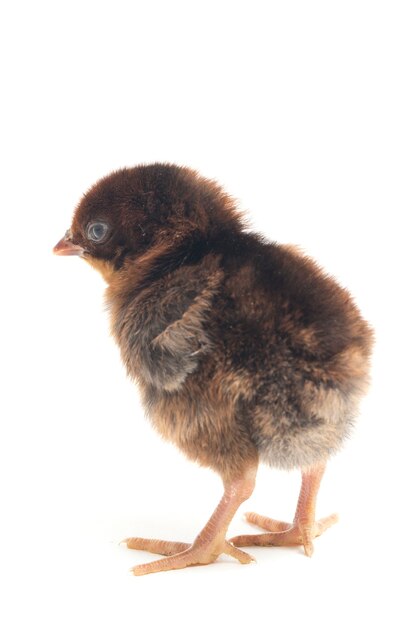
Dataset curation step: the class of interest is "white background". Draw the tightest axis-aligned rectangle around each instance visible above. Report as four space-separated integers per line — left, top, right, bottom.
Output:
1 1 416 624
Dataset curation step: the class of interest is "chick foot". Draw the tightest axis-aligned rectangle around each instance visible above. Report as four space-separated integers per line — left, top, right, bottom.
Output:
230 511 338 556
230 462 336 557
123 465 257 576
123 537 254 576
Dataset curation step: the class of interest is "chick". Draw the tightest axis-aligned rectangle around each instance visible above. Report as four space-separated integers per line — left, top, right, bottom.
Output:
54 164 373 576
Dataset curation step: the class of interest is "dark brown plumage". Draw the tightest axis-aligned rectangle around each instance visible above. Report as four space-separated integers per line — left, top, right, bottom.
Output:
54 163 373 575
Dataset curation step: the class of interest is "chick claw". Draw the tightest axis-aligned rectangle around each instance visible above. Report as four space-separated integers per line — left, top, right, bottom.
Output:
230 511 339 557
122 537 255 576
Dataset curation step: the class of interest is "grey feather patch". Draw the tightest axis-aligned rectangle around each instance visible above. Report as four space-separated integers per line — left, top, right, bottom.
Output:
114 259 223 392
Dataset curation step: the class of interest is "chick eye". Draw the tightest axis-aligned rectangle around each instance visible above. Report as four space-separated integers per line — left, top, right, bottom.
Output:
86 221 109 243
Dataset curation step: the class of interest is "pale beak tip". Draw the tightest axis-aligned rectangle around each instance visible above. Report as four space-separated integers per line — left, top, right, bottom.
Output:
53 236 84 256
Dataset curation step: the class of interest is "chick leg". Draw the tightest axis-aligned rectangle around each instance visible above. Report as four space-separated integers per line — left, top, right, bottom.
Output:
123 465 257 576
230 463 338 557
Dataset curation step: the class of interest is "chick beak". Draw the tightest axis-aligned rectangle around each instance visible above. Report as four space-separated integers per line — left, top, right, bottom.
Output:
53 231 85 256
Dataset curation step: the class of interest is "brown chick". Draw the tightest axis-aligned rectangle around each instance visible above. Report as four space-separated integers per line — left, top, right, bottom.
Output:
54 164 373 576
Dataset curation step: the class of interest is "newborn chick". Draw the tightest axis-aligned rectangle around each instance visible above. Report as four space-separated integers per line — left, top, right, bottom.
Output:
54 164 373 576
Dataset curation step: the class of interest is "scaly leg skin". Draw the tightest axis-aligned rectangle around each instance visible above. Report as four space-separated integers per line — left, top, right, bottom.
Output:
122 465 257 576
230 463 338 557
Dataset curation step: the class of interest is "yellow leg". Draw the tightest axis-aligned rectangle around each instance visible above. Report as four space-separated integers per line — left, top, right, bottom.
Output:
123 464 257 576
230 463 338 557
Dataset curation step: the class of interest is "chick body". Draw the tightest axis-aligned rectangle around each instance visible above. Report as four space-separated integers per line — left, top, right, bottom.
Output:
106 224 371 482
